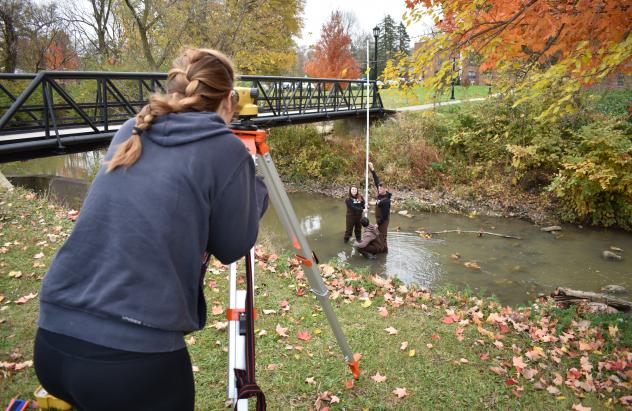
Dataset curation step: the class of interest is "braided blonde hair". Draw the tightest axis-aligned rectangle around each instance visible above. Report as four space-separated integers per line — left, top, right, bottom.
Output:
106 48 234 172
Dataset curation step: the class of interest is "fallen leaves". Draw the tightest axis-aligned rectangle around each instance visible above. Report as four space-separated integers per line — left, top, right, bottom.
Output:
463 261 481 270
297 331 312 341
0 360 33 372
489 366 507 375
377 306 389 317
384 326 398 335
275 324 289 338
546 386 561 395
15 293 37 305
371 372 387 382
392 387 409 398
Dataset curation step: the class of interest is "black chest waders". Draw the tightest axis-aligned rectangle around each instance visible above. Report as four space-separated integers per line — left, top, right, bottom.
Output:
222 126 360 410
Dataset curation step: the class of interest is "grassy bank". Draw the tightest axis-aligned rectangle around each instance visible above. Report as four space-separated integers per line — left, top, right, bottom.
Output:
1 187 631 410
268 91 632 230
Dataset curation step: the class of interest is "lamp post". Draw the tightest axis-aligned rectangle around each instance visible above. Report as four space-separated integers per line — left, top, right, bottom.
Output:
372 25 380 107
450 56 456 100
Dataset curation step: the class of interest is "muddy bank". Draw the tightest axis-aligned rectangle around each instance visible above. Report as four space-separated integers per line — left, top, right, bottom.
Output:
284 179 558 227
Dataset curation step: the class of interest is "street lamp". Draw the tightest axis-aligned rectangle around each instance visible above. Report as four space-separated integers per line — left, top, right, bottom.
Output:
450 56 456 100
372 25 380 106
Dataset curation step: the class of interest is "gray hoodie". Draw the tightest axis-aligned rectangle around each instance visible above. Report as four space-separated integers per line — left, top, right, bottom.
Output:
38 112 267 353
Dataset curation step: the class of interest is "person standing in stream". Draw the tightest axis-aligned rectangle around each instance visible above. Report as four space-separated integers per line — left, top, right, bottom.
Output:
369 162 391 251
344 186 365 243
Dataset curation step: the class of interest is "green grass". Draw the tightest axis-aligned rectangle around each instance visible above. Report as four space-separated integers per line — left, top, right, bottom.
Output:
379 85 491 109
1 187 631 410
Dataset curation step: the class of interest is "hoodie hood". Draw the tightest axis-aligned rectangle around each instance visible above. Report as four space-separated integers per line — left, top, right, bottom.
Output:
144 111 233 146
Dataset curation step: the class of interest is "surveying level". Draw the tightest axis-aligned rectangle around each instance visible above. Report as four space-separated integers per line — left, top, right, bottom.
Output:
225 91 360 410
232 87 259 118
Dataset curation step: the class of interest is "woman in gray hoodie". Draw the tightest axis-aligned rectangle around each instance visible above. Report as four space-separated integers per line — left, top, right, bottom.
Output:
33 48 268 411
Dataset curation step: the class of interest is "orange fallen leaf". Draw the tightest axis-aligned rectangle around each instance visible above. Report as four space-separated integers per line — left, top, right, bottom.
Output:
572 404 591 411
297 331 312 341
512 356 527 370
400 341 409 350
211 305 223 315
344 379 354 389
377 307 389 317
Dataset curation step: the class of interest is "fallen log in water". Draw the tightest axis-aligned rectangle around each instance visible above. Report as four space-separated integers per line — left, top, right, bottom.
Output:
552 287 632 312
417 229 522 240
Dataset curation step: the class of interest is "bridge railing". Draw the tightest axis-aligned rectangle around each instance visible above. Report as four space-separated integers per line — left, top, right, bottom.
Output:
0 71 384 135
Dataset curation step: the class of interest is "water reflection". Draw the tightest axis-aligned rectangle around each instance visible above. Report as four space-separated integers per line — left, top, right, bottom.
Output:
383 232 441 288
300 215 322 236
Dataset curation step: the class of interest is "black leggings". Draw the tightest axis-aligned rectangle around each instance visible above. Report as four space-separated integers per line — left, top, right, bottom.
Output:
34 328 194 411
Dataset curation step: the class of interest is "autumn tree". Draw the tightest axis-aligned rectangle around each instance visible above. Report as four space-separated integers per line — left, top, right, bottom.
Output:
205 0 303 75
391 0 631 117
304 11 361 80
43 32 79 70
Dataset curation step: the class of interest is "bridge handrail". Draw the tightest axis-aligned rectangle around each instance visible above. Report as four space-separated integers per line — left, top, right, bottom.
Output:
0 71 378 85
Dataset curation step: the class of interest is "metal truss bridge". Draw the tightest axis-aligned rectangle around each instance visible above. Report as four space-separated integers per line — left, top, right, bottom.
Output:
0 71 389 162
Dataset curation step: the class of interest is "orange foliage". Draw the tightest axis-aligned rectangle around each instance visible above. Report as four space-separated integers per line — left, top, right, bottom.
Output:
304 11 361 80
44 40 79 71
405 0 631 84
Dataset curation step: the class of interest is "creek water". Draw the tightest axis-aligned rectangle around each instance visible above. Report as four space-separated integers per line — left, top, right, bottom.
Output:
2 152 631 306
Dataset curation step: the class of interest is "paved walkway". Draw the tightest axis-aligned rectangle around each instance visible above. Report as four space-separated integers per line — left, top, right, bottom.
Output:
396 97 488 112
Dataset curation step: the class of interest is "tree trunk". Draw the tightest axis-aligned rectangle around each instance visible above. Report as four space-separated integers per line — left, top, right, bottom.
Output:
0 8 18 72
552 287 631 312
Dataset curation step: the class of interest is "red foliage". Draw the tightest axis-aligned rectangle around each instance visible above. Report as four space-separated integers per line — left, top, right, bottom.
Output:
304 11 361 80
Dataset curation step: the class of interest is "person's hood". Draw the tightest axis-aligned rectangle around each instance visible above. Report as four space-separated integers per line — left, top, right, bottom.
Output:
144 112 233 146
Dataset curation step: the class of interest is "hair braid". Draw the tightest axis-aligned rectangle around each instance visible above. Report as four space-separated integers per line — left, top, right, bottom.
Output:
105 48 234 172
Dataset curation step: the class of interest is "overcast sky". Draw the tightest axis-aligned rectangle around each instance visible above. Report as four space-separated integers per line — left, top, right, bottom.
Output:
296 0 433 48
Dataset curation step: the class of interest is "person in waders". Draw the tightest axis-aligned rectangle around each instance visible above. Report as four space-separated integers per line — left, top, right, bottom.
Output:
368 162 391 251
353 217 387 259
344 186 365 243
33 48 268 411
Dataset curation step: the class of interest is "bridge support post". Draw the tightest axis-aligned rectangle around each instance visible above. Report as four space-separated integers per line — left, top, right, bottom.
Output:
0 171 13 190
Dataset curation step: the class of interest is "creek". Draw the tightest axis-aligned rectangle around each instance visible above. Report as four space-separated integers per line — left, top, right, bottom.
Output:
2 152 631 306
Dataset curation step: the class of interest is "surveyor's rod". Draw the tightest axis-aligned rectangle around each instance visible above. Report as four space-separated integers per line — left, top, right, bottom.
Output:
364 40 370 216
257 153 355 365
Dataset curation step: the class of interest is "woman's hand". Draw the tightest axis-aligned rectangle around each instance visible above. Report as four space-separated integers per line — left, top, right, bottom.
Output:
368 162 374 171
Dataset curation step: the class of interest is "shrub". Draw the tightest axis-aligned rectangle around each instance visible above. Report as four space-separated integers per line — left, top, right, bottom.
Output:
548 119 632 229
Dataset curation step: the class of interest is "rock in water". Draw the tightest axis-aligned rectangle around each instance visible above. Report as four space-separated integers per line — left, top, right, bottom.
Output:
602 250 623 261
601 285 627 294
540 225 562 232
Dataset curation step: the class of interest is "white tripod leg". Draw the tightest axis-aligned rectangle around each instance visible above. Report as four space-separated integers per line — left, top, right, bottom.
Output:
227 261 247 410
227 249 255 411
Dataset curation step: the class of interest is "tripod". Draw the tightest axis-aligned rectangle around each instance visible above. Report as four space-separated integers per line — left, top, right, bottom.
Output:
225 125 360 410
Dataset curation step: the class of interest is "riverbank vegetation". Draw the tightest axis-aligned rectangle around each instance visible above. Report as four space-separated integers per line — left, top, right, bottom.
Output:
1 187 631 409
269 90 632 230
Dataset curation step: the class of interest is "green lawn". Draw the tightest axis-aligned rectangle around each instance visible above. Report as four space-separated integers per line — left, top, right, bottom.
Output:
379 85 491 109
1 187 631 410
